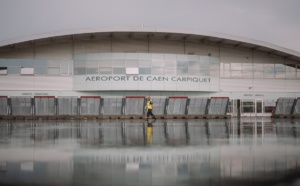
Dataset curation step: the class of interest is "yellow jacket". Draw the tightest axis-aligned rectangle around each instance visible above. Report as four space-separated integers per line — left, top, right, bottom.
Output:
146 100 153 110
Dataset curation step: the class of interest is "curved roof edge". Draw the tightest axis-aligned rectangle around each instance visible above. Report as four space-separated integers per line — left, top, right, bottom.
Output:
1 26 300 58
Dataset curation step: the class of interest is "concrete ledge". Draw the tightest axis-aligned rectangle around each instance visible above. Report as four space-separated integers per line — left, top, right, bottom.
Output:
271 115 300 118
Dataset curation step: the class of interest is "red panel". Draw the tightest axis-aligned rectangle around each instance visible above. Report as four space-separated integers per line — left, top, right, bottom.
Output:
34 96 55 98
126 96 145 98
210 97 229 99
80 96 101 98
169 96 188 99
0 96 8 98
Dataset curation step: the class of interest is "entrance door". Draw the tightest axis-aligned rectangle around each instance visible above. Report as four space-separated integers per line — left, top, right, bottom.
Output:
255 99 264 116
241 99 264 117
241 100 255 117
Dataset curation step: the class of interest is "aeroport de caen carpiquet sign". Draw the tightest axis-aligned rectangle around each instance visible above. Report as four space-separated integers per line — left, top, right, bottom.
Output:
85 75 211 83
74 75 219 91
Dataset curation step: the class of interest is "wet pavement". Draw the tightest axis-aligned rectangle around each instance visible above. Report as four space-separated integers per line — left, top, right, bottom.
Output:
0 118 300 186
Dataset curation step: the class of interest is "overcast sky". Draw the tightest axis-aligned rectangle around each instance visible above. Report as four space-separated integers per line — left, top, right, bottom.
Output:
0 0 300 53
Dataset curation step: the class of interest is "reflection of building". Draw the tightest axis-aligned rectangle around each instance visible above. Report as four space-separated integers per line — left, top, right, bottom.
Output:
0 119 300 185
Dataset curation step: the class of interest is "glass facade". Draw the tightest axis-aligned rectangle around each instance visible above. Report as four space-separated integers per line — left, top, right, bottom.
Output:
1 54 299 79
0 59 73 76
73 53 220 77
220 62 300 79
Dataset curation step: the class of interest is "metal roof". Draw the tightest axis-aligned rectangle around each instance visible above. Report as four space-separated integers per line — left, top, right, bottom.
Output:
1 30 300 63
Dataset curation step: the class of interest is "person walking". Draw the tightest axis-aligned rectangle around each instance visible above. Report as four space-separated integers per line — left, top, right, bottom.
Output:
145 97 156 121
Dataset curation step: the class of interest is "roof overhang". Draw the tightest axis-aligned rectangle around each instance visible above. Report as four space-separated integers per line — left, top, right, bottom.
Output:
1 28 300 63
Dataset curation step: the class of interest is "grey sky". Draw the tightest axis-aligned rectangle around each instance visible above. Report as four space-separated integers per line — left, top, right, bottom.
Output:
1 0 300 52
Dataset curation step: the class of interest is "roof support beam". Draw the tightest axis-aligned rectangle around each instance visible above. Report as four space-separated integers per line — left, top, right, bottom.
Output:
182 35 190 41
90 33 95 39
218 39 225 45
128 32 134 38
251 46 260 51
199 37 207 43
109 32 114 39
147 33 154 39
235 42 243 48
165 34 172 40
268 51 277 57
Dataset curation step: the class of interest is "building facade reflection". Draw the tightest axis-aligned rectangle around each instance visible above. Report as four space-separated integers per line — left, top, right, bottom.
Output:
0 118 300 185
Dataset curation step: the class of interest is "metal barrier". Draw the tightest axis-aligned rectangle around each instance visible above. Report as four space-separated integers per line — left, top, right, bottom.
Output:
292 98 300 115
80 96 100 115
57 97 78 115
188 97 208 115
151 97 167 115
125 96 145 115
274 98 295 115
34 96 55 116
208 97 229 115
102 97 123 115
11 96 32 116
0 96 8 115
0 96 232 119
167 96 188 115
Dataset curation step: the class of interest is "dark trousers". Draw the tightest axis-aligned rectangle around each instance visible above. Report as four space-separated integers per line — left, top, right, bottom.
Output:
147 109 155 118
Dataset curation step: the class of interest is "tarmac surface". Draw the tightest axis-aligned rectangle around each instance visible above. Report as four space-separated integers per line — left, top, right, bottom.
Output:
0 117 300 186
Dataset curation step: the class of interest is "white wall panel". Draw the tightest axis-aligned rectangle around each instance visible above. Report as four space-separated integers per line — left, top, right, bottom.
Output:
0 76 73 90
75 40 111 54
0 47 34 59
253 51 283 64
220 47 252 63
149 40 184 54
221 78 300 93
184 42 219 57
112 39 148 53
283 79 300 92
197 43 219 57
0 76 35 90
253 79 286 92
34 76 73 90
35 43 73 60
185 42 201 55
220 79 253 92
21 68 34 75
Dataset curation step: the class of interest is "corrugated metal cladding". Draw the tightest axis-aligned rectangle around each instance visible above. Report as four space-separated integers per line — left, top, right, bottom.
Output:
188 97 209 115
80 96 101 115
294 99 300 114
34 96 55 116
102 97 123 115
272 97 300 115
0 96 8 115
11 97 32 116
57 97 78 115
0 96 233 116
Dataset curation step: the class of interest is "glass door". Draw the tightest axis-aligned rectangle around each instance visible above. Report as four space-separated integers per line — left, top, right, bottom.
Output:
241 99 264 117
241 99 255 117
255 99 264 116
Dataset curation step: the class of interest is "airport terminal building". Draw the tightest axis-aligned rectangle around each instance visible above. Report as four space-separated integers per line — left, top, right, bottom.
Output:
0 30 300 117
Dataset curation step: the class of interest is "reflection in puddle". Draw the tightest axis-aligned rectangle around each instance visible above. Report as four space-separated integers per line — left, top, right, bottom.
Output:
0 118 300 186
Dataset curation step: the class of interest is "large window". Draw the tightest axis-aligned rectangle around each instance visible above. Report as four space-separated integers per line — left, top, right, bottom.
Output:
0 54 220 77
0 59 73 76
221 62 300 79
74 53 220 77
